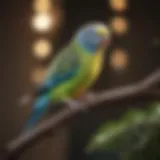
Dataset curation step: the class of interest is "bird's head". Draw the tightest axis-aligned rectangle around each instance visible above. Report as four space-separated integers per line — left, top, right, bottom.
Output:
75 22 111 54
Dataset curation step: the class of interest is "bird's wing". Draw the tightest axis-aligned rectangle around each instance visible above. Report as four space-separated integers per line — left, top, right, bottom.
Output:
37 46 80 95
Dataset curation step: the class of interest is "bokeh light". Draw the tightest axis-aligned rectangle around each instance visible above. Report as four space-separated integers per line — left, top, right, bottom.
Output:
31 67 46 85
110 16 129 35
31 12 53 32
33 0 52 12
32 39 52 60
109 0 128 12
110 48 129 71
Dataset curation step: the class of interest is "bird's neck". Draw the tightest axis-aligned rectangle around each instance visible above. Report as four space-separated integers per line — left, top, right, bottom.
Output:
72 40 92 55
73 40 98 55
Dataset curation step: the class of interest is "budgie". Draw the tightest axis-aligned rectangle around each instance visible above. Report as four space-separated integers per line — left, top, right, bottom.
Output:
23 22 111 131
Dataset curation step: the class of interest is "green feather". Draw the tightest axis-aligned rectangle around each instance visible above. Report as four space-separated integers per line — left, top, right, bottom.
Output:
41 41 95 102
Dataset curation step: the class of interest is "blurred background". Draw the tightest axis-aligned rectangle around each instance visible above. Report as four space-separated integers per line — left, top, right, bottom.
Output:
0 0 160 160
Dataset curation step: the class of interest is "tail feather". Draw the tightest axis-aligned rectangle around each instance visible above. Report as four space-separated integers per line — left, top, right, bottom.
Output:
23 95 50 132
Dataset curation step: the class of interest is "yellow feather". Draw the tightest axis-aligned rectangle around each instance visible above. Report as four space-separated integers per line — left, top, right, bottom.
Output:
73 48 104 98
89 47 104 85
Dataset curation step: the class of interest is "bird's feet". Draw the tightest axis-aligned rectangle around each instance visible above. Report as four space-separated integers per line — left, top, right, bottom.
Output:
77 91 96 102
62 92 96 111
63 99 84 111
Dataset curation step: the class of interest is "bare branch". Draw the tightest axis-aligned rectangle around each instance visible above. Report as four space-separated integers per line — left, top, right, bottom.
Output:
1 69 160 160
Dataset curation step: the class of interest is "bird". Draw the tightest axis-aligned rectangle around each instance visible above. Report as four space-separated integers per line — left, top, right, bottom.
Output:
23 22 111 131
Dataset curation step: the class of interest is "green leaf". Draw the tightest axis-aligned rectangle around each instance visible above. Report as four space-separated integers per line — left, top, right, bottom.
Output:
86 120 128 152
86 102 160 160
147 102 160 122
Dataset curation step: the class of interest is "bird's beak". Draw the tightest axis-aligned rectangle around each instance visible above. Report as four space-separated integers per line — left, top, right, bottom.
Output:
96 26 110 45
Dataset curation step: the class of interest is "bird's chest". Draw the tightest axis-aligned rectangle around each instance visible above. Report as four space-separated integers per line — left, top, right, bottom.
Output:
89 51 103 81
73 52 103 98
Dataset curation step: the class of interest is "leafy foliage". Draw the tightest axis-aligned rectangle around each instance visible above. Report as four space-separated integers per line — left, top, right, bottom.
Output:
86 102 160 160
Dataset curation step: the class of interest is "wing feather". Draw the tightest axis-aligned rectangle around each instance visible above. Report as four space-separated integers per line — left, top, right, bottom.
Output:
37 46 80 95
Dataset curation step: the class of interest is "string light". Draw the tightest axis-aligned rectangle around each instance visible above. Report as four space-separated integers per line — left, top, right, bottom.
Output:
33 0 52 12
109 0 128 12
30 0 63 87
110 48 129 71
32 39 52 60
31 12 54 33
31 67 46 85
110 16 129 35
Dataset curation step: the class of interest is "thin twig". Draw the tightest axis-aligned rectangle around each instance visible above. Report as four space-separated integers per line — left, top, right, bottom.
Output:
1 69 160 160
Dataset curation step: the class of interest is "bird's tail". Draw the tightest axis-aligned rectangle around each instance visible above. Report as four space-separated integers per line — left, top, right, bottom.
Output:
23 95 51 132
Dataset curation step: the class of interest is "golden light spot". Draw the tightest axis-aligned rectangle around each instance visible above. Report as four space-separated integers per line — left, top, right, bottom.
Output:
110 16 129 35
32 39 52 60
33 0 52 12
110 48 129 71
109 0 128 12
31 12 53 32
31 67 46 85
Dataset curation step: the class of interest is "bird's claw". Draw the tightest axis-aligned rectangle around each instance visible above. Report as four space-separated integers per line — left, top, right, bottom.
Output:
62 92 96 112
84 92 95 101
63 99 85 111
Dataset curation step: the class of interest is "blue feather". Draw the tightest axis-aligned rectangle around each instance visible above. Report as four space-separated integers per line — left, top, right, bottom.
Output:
38 68 78 94
24 95 50 131
77 27 101 53
45 69 77 89
24 69 79 131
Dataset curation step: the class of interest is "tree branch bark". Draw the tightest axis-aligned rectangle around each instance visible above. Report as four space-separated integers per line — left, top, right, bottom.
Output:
1 69 160 160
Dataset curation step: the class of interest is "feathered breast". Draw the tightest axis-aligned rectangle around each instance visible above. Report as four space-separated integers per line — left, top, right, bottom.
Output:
89 48 104 84
72 48 104 98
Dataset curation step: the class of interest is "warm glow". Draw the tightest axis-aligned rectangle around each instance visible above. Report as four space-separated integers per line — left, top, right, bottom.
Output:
109 0 128 12
110 48 129 71
110 17 129 35
31 67 46 85
31 12 53 32
32 39 52 60
33 0 52 12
